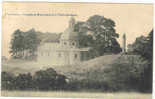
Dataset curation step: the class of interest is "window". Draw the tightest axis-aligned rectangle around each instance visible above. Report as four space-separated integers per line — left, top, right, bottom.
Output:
75 54 78 59
64 42 67 45
72 42 75 46
48 52 50 56
58 53 61 57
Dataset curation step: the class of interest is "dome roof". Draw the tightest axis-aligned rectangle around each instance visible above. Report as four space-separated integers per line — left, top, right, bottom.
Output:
60 17 78 40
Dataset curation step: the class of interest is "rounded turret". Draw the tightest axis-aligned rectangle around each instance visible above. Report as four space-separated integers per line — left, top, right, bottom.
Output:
60 17 78 41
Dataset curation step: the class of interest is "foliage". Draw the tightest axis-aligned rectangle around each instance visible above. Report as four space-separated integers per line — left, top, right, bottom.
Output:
129 30 153 61
10 29 41 60
10 29 24 58
14 73 33 90
74 15 122 57
2 68 67 91
34 68 59 90
1 72 15 90
128 29 153 92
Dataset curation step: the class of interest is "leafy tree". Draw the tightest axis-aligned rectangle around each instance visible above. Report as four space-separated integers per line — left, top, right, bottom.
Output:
10 29 41 60
74 15 121 57
10 29 24 58
24 29 41 59
140 30 153 92
131 36 148 55
130 29 153 92
33 68 59 90
130 30 153 61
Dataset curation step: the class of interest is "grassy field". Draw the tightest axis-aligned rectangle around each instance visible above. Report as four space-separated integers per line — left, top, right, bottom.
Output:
1 91 152 98
2 54 121 76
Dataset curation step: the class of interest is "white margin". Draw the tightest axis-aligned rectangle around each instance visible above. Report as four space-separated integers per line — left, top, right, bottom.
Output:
1 0 155 3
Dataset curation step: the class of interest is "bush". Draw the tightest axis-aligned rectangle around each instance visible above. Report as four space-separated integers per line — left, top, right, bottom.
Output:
14 73 33 90
2 72 15 90
33 68 58 90
33 68 68 90
55 74 67 89
2 68 67 91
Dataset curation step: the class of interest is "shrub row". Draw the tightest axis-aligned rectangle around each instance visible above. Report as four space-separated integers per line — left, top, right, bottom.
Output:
2 68 67 90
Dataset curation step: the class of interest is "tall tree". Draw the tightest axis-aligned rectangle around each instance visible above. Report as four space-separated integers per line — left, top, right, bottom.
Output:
24 29 41 58
10 29 24 58
131 29 153 92
10 29 41 60
74 15 121 57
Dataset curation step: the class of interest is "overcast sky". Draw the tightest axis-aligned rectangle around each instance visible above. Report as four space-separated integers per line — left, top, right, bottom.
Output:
2 2 153 57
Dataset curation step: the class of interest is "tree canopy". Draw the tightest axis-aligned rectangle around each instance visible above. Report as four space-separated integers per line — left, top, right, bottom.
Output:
74 15 122 57
128 29 153 92
10 29 41 60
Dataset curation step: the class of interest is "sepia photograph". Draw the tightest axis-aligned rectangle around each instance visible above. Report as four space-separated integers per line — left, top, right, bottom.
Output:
1 2 153 98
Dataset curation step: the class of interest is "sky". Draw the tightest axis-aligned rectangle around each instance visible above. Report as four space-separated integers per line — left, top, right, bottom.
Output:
2 2 153 58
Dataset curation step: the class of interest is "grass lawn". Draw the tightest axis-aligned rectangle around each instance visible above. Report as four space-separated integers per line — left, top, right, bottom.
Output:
1 91 152 98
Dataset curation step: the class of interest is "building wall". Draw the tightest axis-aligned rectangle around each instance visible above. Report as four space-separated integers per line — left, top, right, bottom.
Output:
60 39 79 48
69 51 81 65
37 42 82 66
37 43 61 65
